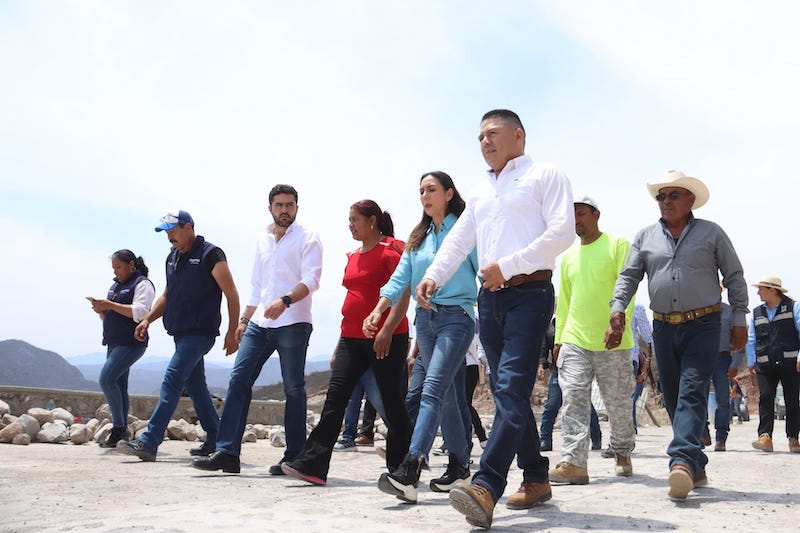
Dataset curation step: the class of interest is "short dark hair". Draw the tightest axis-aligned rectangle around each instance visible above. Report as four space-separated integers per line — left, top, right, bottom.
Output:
481 109 525 135
269 184 298 204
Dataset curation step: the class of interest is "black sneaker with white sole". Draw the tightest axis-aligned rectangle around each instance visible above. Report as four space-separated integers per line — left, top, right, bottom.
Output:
430 453 470 492
378 453 422 503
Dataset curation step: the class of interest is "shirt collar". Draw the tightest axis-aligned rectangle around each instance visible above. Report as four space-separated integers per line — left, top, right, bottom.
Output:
485 154 531 178
267 221 296 235
427 212 458 234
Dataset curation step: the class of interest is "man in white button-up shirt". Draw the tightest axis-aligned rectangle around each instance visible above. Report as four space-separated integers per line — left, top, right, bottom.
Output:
192 184 323 476
417 109 574 529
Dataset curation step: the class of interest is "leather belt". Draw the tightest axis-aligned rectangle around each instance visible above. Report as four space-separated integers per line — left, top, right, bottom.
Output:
720 350 731 357
653 303 722 325
506 270 552 287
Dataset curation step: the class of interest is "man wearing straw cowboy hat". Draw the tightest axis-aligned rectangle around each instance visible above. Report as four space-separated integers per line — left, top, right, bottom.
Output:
747 275 800 454
606 170 748 501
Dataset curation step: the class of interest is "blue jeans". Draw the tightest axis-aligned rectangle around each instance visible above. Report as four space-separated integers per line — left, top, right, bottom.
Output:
474 282 553 502
217 322 312 457
139 334 219 452
100 344 147 427
341 368 385 442
652 313 721 474
408 306 474 467
539 367 601 446
702 353 732 443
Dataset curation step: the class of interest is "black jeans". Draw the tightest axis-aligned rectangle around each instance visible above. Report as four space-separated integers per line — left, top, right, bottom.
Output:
291 334 411 481
466 364 487 441
757 363 800 439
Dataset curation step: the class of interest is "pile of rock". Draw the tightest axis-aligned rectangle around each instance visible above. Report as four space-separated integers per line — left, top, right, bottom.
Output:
0 398 303 449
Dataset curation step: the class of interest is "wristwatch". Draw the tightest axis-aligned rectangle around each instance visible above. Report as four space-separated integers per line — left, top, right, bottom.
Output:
281 295 292 308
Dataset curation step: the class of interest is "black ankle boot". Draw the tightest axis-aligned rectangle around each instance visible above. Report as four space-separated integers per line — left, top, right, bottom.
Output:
191 450 241 473
100 426 130 448
429 453 470 492
378 453 423 503
189 441 216 456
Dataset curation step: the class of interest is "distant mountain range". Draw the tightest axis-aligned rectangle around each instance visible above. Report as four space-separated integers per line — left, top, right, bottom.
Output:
0 339 101 392
0 339 330 395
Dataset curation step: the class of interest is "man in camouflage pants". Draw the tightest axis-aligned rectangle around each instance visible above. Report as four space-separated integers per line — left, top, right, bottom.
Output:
550 196 636 484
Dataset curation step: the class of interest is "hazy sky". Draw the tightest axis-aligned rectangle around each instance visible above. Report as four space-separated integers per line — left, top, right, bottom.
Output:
2 1 799 364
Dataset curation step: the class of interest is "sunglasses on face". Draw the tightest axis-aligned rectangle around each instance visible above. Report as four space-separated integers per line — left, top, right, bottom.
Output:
655 191 689 202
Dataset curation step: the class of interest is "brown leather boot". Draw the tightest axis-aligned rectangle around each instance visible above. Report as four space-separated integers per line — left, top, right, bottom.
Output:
506 481 552 510
752 433 773 452
449 481 495 529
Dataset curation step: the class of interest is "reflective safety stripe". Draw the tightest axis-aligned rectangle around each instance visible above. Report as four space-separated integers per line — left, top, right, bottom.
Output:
754 316 769 325
774 312 794 321
756 355 769 363
783 351 799 359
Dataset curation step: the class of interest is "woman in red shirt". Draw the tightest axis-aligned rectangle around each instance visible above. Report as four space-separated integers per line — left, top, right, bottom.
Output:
282 199 412 485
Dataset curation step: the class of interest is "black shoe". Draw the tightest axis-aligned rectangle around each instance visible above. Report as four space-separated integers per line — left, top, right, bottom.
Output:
99 426 130 448
378 453 423 503
430 453 470 492
601 445 614 458
116 439 156 462
192 450 241 473
269 455 295 476
540 441 552 452
189 441 216 457
591 441 602 451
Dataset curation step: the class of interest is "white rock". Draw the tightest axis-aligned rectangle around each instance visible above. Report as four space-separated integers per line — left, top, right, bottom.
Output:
51 407 75 426
167 419 196 441
86 418 101 434
0 422 23 443
95 404 112 422
195 424 207 441
134 426 147 439
16 414 40 439
2 413 15 425
94 423 113 443
69 423 93 444
27 407 54 425
0 399 9 417
252 424 268 439
130 420 148 434
12 433 31 445
53 419 68 427
270 428 286 447
37 422 69 443
242 430 257 443
306 411 316 425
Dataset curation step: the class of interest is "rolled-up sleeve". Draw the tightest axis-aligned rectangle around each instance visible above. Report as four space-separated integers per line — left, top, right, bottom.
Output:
611 232 645 314
131 281 155 323
300 233 323 293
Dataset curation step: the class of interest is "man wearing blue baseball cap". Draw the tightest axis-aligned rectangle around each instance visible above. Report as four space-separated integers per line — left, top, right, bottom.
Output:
118 209 241 462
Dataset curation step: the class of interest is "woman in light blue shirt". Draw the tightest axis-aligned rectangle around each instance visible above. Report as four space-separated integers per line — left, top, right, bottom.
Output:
364 171 478 503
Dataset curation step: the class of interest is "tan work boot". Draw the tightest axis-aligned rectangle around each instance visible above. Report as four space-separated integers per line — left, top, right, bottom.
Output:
548 462 589 485
449 481 494 529
693 469 708 488
614 453 633 477
667 464 693 501
506 481 552 509
789 437 800 453
752 433 773 452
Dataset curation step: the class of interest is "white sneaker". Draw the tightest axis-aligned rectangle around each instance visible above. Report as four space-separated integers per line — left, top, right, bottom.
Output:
333 440 357 452
432 446 449 456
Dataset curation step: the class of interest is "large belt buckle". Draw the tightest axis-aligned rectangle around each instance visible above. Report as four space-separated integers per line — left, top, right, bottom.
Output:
667 313 684 325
